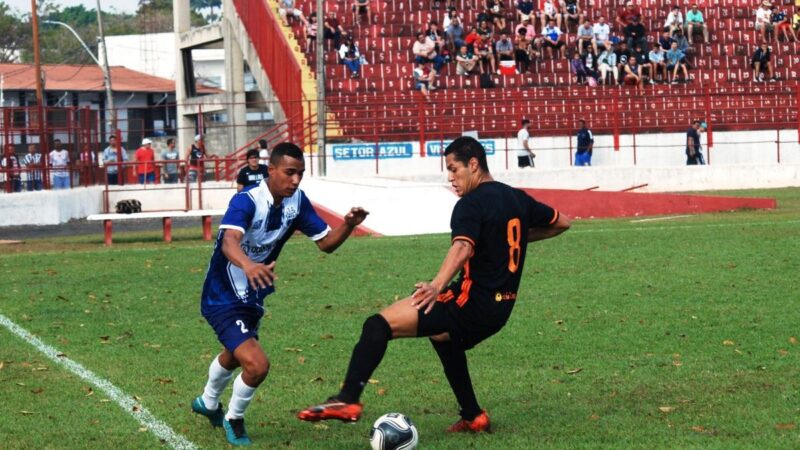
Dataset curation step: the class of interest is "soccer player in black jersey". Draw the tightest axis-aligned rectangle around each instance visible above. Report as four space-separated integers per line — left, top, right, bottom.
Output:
298 136 571 432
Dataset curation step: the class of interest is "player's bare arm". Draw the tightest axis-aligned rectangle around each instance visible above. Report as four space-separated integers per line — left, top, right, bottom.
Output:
411 238 474 314
527 212 571 242
221 228 276 289
316 207 370 253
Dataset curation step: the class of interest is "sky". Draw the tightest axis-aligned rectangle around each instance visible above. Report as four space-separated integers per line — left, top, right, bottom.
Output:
5 0 138 15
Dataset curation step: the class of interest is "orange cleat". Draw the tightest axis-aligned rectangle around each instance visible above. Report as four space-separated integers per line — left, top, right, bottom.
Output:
446 410 491 433
297 397 363 422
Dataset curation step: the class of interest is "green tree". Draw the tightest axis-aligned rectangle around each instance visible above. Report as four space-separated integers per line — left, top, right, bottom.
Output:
0 1 26 62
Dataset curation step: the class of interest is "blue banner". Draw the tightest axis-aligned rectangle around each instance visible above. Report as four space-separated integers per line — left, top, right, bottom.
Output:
425 140 496 156
331 143 414 160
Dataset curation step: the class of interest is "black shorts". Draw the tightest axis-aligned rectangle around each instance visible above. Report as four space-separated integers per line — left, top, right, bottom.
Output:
353 4 368 13
416 293 506 350
518 155 534 168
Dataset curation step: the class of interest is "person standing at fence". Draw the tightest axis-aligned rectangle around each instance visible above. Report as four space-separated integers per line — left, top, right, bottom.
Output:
22 144 43 191
161 138 180 184
1 144 22 193
79 144 97 186
685 120 705 165
517 119 535 168
103 135 128 185
49 139 70 190
190 142 369 446
135 138 157 184
575 119 594 166
237 149 269 192
188 134 205 182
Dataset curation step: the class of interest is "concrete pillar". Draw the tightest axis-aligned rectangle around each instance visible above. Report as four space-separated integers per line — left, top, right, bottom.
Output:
173 1 195 159
223 18 248 154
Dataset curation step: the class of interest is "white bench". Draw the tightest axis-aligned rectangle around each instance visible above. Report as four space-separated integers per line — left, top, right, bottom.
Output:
87 209 226 245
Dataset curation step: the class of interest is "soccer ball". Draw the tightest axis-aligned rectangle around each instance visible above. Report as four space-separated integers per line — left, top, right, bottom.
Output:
369 413 419 450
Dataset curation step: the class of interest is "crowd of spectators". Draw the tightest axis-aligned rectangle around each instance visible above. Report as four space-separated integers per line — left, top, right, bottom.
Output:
294 0 799 93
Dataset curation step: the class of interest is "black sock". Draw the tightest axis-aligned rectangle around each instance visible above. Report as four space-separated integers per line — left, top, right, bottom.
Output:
430 339 481 420
337 314 392 404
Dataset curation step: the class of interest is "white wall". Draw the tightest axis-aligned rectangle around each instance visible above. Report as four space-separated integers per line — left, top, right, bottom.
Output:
0 187 104 227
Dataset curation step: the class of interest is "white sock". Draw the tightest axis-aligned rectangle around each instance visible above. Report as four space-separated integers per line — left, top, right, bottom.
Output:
201 355 234 411
225 374 257 420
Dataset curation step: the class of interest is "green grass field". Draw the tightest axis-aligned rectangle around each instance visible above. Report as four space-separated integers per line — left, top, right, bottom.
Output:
1 188 799 450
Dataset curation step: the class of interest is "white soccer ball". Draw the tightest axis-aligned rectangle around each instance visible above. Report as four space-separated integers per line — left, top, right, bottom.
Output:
369 413 419 450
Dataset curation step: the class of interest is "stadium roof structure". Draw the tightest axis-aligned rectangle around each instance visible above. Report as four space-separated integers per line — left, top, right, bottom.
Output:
0 63 217 94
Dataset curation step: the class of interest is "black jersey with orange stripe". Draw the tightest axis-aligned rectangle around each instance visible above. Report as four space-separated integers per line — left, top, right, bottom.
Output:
448 181 558 323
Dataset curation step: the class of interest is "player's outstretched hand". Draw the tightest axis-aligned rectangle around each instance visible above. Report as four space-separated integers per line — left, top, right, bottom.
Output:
344 207 370 227
245 261 277 290
411 282 438 315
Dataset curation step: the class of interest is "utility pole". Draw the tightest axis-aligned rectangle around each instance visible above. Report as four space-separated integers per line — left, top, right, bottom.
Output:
96 0 115 132
30 0 49 188
315 0 326 176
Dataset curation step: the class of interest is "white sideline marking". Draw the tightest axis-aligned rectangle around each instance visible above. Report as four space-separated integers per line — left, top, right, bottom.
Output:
0 313 197 450
572 219 800 234
630 215 692 223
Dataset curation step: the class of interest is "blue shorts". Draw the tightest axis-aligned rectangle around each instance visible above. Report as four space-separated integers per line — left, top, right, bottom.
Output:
202 304 263 352
574 151 592 166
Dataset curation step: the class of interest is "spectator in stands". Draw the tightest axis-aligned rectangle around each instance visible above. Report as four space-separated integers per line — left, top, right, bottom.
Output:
188 134 205 183
541 0 562 30
574 119 594 166
542 19 565 59
476 19 493 40
426 21 447 54
793 6 800 41
305 13 317 53
772 5 795 42
102 135 127 185
516 17 537 41
237 149 269 192
323 11 347 48
443 8 458 29
412 32 445 73
455 45 480 75
664 5 684 36
756 1 773 44
598 44 619 84
514 28 539 73
517 119 535 168
135 138 156 184
474 29 497 74
670 29 692 54
279 0 307 27
517 0 536 25
649 42 668 83
592 16 612 54
659 29 675 50
22 144 42 191
495 32 515 64
339 36 362 79
614 41 632 80
633 44 654 84
581 48 599 82
751 42 776 82
413 62 437 100
352 0 372 26
446 16 466 51
49 139 70 190
685 4 710 45
576 20 594 54
666 41 689 84
561 0 585 33
485 0 507 31
570 50 598 85
1 145 21 192
624 16 648 52
161 138 180 184
615 1 641 31
78 143 97 186
623 57 644 94
685 119 705 165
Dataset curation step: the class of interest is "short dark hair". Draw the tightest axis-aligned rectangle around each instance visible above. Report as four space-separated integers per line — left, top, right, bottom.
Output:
246 148 260 159
521 119 531 126
258 139 268 149
692 119 701 125
109 135 116 140
270 142 304 165
166 138 175 146
444 136 489 172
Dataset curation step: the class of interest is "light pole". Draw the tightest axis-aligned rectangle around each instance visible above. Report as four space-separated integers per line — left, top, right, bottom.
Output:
42 19 115 132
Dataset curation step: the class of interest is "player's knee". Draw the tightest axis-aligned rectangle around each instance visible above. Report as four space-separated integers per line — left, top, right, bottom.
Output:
361 314 392 343
242 355 270 383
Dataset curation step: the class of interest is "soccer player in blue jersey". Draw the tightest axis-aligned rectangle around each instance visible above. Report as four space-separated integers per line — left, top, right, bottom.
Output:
191 142 369 446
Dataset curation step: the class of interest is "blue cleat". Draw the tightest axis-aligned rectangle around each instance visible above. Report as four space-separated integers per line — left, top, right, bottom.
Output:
223 417 252 446
191 396 224 428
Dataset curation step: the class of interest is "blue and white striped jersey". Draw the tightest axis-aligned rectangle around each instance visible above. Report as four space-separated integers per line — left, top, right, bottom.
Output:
201 180 330 311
